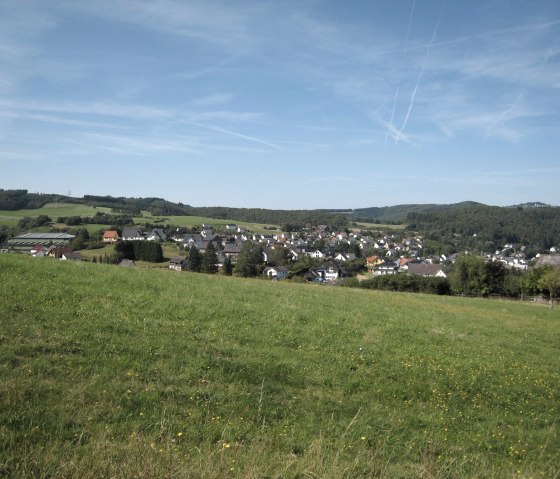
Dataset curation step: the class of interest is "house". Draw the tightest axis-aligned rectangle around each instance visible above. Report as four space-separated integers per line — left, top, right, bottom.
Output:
334 252 357 262
169 255 188 271
102 230 120 243
221 242 244 261
263 266 290 280
147 229 167 242
46 246 81 261
534 254 560 268
317 260 347 282
309 250 326 259
374 261 398 275
200 229 216 240
225 224 237 231
406 263 447 278
398 258 416 270
30 244 47 257
121 226 145 241
366 256 383 269
289 248 304 261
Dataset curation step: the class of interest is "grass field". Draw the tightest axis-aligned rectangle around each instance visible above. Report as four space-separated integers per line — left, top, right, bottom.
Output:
1 254 559 478
0 204 278 233
0 203 113 222
353 222 406 231
133 213 279 233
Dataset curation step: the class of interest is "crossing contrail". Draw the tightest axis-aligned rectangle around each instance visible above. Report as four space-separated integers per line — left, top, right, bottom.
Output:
395 3 444 143
385 0 416 143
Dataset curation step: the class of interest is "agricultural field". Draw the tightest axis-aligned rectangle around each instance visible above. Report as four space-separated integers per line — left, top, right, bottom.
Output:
1 254 559 478
133 213 279 233
0 203 113 224
0 204 278 234
353 222 406 231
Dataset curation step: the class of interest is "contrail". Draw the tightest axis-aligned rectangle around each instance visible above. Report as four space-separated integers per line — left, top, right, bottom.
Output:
395 3 444 143
198 123 287 151
385 0 416 143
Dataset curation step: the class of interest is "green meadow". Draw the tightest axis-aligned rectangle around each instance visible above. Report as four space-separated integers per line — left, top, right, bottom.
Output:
0 203 113 222
133 213 278 233
0 203 278 233
1 254 559 478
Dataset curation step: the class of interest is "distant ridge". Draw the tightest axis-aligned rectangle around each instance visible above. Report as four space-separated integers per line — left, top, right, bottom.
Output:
509 202 554 209
348 201 486 222
0 189 557 227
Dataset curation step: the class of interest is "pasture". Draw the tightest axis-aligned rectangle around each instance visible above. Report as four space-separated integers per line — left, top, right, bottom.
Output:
1 254 559 478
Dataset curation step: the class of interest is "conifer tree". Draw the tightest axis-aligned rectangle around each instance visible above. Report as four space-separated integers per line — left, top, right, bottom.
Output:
235 242 264 277
188 245 202 272
201 243 219 274
223 256 233 276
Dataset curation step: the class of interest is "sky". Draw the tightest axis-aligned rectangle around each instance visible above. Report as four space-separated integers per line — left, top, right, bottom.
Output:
1 0 559 209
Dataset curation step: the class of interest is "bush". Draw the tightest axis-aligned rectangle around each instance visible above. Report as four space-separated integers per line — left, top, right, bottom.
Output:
359 275 450 295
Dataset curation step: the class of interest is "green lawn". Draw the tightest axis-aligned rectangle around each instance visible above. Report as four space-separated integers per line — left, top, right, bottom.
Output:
1 254 559 478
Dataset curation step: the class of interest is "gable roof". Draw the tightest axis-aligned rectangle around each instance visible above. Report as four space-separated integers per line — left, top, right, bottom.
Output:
407 263 445 276
169 255 187 265
122 226 144 239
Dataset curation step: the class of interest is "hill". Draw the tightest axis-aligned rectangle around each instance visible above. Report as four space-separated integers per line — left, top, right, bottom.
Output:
348 201 485 223
1 254 559 478
408 204 560 253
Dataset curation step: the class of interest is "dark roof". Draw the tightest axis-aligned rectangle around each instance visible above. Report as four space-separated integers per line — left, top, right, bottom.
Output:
407 263 444 276
534 255 560 267
169 255 187 264
122 226 144 238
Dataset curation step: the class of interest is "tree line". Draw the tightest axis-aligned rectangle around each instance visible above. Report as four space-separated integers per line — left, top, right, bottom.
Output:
408 205 560 254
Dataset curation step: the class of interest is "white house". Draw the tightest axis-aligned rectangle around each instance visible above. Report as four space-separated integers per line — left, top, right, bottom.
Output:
263 266 289 280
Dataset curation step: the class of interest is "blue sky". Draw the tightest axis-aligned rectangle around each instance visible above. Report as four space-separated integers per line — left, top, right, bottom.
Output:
1 0 559 209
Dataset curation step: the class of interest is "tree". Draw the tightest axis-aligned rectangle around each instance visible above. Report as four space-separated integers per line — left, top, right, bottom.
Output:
521 265 553 299
449 254 486 296
223 256 233 276
235 242 264 277
483 261 507 295
201 243 219 274
188 245 202 272
269 246 291 267
538 268 560 307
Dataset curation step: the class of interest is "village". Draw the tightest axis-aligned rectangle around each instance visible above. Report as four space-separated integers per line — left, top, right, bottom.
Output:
7 220 558 285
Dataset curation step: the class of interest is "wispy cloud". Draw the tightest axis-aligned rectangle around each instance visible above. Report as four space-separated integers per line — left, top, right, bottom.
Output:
73 0 257 52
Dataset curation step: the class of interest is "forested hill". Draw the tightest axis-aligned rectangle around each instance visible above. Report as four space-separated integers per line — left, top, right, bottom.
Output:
349 201 485 222
0 190 347 229
2 190 558 245
407 205 560 251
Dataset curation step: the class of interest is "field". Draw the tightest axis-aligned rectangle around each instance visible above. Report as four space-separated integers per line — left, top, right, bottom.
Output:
133 213 278 233
0 204 279 234
1 254 559 478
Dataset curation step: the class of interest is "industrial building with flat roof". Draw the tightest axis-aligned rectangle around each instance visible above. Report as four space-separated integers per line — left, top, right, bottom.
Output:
5 232 75 251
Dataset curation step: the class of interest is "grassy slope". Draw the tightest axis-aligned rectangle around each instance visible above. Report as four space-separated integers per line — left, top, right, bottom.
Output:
0 204 277 233
133 213 278 232
1 255 559 478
